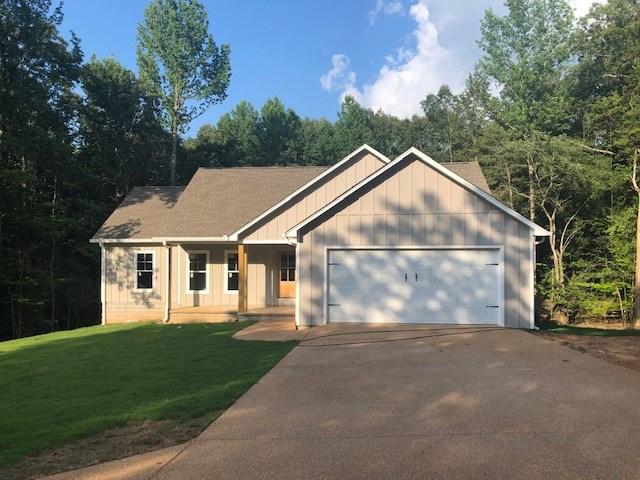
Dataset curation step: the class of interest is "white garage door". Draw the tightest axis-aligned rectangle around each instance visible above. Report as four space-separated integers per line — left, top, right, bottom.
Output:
327 248 502 325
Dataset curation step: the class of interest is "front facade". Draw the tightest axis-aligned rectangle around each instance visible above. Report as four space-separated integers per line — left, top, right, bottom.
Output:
92 146 549 328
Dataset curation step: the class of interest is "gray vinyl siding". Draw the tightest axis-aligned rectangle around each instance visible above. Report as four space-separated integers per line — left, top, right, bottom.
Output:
297 156 534 328
243 151 385 241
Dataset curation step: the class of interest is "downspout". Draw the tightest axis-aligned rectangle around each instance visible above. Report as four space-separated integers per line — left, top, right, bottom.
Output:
163 241 171 323
100 242 106 325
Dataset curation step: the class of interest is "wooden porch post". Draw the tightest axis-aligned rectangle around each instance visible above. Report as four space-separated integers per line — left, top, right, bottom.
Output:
238 244 248 313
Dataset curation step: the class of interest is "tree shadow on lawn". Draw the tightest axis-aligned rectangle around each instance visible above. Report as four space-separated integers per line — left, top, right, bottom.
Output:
0 322 296 479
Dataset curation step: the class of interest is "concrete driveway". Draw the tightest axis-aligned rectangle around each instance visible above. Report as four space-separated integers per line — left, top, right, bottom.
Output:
153 326 640 478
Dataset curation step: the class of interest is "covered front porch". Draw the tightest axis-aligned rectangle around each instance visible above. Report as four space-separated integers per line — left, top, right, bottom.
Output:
169 305 294 323
164 242 297 325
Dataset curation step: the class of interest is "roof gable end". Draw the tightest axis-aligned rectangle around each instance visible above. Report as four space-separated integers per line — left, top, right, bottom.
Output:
286 147 550 239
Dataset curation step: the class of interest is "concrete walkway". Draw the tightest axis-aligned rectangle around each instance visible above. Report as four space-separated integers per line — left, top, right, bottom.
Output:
47 325 640 479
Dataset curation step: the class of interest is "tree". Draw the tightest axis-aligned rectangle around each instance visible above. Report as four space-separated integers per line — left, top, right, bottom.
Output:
79 57 169 201
572 0 640 324
257 97 301 165
334 96 374 155
214 101 260 165
0 0 83 338
478 0 575 220
137 0 231 185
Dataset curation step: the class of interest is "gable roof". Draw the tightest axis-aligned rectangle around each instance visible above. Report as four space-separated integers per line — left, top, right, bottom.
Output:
91 146 505 242
92 186 185 241
286 147 550 239
228 144 391 239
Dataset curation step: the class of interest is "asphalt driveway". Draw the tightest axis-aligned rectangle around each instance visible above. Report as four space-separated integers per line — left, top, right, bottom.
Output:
151 325 640 479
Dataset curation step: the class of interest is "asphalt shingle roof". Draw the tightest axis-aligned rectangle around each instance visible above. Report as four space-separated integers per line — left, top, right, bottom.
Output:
93 160 491 240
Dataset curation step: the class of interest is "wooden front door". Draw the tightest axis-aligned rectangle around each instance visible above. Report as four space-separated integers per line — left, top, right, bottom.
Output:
278 253 296 298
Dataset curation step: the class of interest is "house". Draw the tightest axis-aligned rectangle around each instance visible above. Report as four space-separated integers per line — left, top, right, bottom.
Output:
91 145 550 328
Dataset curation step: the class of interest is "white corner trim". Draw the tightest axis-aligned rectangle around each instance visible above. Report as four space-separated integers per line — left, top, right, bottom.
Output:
294 244 300 329
286 147 550 239
185 249 210 294
529 235 536 329
100 244 106 325
224 249 239 295
228 144 391 240
163 244 170 322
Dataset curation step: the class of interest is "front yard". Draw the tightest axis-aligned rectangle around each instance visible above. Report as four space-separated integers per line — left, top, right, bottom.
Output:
537 323 640 372
0 322 296 478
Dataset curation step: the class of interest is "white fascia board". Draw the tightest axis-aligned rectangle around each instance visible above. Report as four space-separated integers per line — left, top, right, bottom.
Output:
286 147 550 239
90 238 159 244
227 144 390 241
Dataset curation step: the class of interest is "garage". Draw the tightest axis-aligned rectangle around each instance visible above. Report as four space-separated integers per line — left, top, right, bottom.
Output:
327 248 503 325
287 148 550 328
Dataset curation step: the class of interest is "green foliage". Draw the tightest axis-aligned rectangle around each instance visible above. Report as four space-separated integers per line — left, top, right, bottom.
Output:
137 0 231 184
0 322 296 468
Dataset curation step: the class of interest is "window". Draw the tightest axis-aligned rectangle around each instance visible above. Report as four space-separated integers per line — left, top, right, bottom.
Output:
135 252 153 290
280 253 295 282
225 251 239 293
188 252 208 292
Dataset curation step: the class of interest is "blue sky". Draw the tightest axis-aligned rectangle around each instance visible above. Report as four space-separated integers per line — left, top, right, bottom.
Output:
60 0 597 136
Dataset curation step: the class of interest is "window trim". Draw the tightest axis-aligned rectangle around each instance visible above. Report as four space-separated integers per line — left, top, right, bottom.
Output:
224 249 239 295
185 249 210 294
133 250 155 292
279 252 296 282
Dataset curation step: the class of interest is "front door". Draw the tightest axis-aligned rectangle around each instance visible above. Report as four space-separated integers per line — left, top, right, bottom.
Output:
278 253 296 298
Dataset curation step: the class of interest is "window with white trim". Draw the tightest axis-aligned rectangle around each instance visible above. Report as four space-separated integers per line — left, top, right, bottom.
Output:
225 251 239 293
135 252 153 290
188 252 207 292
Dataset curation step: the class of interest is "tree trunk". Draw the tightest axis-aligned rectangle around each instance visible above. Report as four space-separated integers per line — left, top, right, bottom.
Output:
527 151 536 221
634 190 640 326
170 128 177 186
631 150 640 327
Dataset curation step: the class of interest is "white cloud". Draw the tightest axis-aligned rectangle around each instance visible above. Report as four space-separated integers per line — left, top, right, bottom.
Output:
569 0 606 18
321 0 462 118
320 54 357 94
368 0 404 26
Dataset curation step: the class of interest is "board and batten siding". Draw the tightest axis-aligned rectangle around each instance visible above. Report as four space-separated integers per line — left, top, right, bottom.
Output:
104 243 293 322
172 243 284 308
297 156 534 328
243 151 385 241
104 244 166 322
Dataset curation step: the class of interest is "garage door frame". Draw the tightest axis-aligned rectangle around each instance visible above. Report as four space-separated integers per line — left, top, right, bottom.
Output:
323 245 505 327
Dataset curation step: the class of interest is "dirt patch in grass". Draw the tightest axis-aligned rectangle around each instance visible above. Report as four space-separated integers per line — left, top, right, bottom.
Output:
0 416 213 480
539 333 640 372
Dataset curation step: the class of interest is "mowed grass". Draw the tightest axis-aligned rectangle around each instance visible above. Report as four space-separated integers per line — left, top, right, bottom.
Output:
539 323 640 336
0 322 296 468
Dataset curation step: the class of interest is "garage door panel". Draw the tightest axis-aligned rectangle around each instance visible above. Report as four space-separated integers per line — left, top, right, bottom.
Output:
327 248 501 325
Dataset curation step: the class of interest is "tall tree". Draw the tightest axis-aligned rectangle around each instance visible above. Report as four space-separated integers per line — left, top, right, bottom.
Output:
79 57 169 201
572 0 640 324
257 97 301 165
137 0 231 185
0 0 83 338
478 0 574 220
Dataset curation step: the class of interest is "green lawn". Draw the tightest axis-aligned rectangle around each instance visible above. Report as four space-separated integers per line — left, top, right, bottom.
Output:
0 322 296 469
539 323 640 336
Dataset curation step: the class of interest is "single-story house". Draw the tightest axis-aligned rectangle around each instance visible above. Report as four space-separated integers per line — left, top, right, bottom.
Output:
91 145 550 328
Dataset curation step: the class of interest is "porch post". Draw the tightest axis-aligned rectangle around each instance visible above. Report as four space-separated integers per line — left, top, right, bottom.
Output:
238 243 248 313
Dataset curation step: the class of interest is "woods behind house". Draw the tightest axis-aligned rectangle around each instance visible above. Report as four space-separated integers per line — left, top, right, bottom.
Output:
1 0 639 340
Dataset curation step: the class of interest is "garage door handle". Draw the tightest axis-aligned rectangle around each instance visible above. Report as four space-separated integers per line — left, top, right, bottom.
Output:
485 305 499 308
404 273 408 282
415 272 418 281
